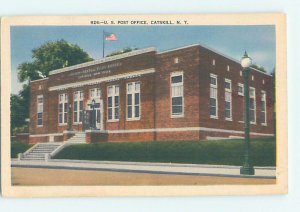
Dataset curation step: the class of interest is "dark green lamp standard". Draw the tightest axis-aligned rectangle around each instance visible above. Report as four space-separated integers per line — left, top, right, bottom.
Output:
240 51 255 175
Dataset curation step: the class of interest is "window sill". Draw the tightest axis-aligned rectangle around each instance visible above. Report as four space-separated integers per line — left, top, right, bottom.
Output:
225 118 233 121
210 116 218 119
59 123 68 126
107 119 120 123
171 114 184 118
37 125 43 128
73 123 82 125
127 118 141 121
250 122 257 125
261 123 267 126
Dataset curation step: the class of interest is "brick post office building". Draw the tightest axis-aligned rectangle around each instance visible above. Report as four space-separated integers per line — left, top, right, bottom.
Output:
29 44 275 144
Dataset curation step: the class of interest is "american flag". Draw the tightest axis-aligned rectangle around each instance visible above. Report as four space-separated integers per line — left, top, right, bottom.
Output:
105 33 118 41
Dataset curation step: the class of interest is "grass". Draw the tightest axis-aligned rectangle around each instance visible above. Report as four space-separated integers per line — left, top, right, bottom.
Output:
11 141 33 158
55 137 276 166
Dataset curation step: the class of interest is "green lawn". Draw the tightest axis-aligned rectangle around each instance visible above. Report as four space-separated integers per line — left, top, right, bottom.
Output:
55 137 276 166
11 141 33 158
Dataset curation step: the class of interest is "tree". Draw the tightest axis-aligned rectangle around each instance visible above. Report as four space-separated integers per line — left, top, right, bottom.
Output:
11 39 93 134
106 47 138 57
11 94 28 134
17 39 93 82
250 64 267 73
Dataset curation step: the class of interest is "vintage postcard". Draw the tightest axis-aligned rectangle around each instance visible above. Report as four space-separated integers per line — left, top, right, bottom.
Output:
1 14 287 197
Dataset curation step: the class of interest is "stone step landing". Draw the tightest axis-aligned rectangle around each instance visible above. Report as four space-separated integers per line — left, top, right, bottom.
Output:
67 132 86 143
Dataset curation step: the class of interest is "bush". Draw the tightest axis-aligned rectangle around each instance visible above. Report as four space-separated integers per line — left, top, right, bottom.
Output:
11 141 33 158
55 137 276 166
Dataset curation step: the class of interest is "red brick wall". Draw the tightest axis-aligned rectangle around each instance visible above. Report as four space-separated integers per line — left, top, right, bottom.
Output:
156 131 200 141
198 46 274 135
30 79 49 135
29 135 63 143
104 74 156 131
155 46 201 129
86 131 108 143
29 136 48 144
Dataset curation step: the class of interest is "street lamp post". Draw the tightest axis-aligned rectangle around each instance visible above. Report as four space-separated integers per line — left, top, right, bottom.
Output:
68 103 73 131
240 51 255 175
89 99 96 130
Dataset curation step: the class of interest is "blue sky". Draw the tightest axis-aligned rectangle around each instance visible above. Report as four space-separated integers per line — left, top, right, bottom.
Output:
11 25 275 94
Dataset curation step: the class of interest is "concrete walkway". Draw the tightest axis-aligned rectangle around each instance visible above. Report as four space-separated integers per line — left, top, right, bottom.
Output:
11 159 276 179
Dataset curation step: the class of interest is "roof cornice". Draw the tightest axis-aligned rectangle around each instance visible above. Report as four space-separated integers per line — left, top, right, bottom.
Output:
197 43 272 76
48 43 271 77
49 47 156 76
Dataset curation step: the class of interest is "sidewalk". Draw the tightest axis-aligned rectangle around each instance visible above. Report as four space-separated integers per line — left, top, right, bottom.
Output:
11 159 276 179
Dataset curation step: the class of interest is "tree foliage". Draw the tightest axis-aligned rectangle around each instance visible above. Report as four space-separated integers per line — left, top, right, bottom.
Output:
106 47 139 57
17 39 93 82
250 64 267 73
11 94 28 134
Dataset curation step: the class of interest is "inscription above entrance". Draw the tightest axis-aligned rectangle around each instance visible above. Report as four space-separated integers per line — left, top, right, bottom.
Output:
68 62 122 80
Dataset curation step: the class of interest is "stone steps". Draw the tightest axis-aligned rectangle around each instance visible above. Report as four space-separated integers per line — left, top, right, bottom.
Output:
20 132 86 161
67 133 86 143
21 143 63 161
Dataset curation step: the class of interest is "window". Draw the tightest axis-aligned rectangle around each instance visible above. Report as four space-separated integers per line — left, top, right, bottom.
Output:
73 91 84 123
249 87 256 123
90 88 101 99
59 93 68 125
107 85 120 121
261 91 267 125
127 82 141 120
171 72 184 117
210 74 218 118
238 83 244 96
212 59 216 66
227 65 230 71
225 79 232 120
174 57 179 64
37 95 43 126
238 83 245 122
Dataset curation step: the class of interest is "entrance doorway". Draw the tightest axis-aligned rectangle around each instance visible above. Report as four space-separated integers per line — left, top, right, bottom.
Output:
87 88 103 130
94 102 102 130
87 99 103 130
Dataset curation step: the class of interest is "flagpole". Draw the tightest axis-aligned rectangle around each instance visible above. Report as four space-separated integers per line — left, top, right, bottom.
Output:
102 30 105 58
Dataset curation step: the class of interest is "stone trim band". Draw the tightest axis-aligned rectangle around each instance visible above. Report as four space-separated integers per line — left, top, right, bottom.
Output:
30 127 274 137
48 68 155 91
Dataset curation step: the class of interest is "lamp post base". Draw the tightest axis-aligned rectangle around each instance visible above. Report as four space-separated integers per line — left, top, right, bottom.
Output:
240 166 255 175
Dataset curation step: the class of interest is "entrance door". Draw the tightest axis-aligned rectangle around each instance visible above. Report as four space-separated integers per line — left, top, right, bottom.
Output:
94 101 102 130
88 88 103 130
